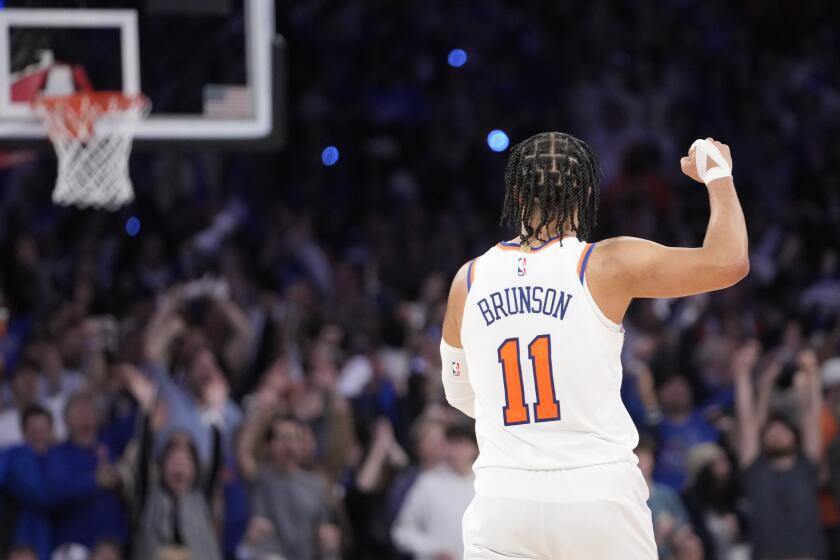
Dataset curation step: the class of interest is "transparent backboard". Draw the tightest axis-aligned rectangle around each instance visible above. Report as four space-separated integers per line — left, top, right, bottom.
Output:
0 0 284 146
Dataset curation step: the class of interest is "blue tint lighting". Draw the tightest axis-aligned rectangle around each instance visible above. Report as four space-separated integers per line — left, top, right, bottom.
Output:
447 49 468 68
126 216 141 237
487 130 510 152
321 146 340 166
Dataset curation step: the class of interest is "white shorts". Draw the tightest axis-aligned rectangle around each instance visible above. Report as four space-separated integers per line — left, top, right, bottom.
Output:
462 461 657 560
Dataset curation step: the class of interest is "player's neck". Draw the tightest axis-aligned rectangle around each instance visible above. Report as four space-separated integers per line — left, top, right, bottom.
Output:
513 225 575 246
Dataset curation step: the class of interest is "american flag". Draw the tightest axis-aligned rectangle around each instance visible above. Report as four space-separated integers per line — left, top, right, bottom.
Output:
203 85 253 118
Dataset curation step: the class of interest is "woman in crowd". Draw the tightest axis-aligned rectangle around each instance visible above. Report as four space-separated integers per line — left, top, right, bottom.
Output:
123 366 224 560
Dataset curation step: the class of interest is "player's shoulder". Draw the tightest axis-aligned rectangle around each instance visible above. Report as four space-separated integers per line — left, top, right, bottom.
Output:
591 236 643 250
450 250 487 297
449 260 472 299
586 236 662 294
587 236 652 268
454 259 472 282
449 241 518 299
444 257 481 347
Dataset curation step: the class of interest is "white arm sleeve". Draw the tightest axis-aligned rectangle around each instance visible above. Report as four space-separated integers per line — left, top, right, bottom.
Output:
440 340 475 418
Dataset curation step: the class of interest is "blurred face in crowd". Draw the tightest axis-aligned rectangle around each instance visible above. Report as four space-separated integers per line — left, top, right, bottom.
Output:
60 322 87 370
447 435 478 475
708 453 732 481
65 395 98 448
781 321 803 350
658 376 693 417
690 447 736 504
268 418 304 470
188 348 223 398
9 548 37 560
23 412 53 455
298 423 318 467
154 548 190 560
11 366 39 406
161 434 198 497
91 540 122 560
635 446 655 481
416 421 447 468
204 303 230 344
762 419 798 459
310 347 338 392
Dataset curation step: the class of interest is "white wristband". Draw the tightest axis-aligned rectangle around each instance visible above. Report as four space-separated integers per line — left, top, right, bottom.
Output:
690 139 732 185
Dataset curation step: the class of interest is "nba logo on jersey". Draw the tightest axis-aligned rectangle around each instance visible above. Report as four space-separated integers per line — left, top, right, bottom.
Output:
517 257 527 276
451 361 461 377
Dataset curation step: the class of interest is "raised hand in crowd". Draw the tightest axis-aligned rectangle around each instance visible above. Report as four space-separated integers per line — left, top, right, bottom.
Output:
95 444 121 490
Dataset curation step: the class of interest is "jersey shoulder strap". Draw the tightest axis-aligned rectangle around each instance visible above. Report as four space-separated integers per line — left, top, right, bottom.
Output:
576 242 598 285
466 258 477 292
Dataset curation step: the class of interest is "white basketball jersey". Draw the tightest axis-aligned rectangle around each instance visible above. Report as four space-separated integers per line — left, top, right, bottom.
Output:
460 236 638 471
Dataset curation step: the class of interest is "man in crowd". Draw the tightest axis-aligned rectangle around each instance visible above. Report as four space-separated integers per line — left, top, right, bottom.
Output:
635 432 704 560
0 362 41 448
45 392 127 550
0 405 54 560
392 423 477 560
736 345 826 559
655 375 720 490
241 414 340 560
144 286 244 464
387 415 449 524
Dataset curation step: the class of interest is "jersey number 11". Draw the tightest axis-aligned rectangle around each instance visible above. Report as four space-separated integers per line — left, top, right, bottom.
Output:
498 335 560 425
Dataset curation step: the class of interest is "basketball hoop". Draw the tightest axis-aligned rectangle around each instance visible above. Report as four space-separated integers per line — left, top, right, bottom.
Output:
32 91 150 210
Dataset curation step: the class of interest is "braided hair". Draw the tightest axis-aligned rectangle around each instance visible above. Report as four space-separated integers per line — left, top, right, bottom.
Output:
500 132 601 247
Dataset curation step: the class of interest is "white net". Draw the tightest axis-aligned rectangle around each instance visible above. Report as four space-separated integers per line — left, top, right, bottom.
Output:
33 93 150 210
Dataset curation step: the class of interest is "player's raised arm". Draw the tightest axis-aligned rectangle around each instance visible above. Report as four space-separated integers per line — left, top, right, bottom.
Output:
587 138 749 323
440 262 475 418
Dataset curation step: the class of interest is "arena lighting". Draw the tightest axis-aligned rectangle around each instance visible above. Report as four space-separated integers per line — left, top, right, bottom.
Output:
321 145 340 166
487 129 510 152
125 216 141 236
447 48 468 67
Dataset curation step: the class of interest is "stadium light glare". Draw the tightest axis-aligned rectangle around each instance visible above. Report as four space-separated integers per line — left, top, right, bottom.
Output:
126 216 141 237
447 49 468 68
487 130 510 152
321 146 340 167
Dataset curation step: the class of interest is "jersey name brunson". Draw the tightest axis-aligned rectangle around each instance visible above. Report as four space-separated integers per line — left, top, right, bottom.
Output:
476 286 573 326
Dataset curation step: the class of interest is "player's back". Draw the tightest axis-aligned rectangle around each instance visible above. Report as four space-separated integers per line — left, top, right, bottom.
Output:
460 235 638 471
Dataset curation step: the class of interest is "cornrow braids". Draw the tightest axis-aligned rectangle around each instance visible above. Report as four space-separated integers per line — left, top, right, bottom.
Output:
500 132 601 248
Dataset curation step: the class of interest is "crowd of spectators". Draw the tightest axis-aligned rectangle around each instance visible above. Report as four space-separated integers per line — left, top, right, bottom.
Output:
1 0 840 559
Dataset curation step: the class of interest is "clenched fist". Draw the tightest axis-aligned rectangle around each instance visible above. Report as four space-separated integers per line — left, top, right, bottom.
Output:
681 137 733 184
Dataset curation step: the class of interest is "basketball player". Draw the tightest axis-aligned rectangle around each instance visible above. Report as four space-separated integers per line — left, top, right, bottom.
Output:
441 133 748 559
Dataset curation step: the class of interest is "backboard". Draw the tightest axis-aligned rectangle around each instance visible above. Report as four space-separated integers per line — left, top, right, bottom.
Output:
0 0 284 147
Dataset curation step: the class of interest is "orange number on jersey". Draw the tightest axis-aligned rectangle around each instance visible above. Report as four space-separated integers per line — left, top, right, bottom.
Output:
529 335 560 422
498 338 530 425
498 335 560 426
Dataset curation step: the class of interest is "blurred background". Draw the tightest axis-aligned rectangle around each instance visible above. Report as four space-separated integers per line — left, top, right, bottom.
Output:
1 1 840 560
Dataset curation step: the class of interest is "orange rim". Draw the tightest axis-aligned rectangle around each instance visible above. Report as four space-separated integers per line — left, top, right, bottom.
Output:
32 92 149 139
33 91 149 111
